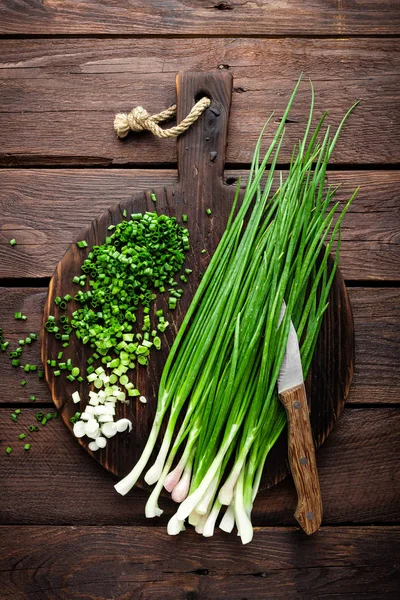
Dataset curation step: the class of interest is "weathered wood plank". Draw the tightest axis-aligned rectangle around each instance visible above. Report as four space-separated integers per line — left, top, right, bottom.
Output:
0 287 399 406
1 525 399 600
0 169 399 280
1 408 399 525
0 39 399 165
0 0 399 35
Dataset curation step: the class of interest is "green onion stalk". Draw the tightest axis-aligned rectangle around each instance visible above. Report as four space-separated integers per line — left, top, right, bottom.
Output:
115 77 359 544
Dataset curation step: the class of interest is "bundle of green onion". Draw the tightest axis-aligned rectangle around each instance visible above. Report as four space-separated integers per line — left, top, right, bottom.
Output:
115 78 358 544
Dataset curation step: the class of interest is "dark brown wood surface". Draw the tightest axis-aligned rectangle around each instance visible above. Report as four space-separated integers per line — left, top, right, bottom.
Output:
0 0 399 35
1 526 399 600
0 39 399 166
1 4 399 598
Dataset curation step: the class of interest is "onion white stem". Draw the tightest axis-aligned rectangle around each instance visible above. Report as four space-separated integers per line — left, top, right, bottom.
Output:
176 427 238 521
234 469 253 545
115 412 164 495
171 459 193 503
195 471 220 515
203 499 222 537
219 503 235 533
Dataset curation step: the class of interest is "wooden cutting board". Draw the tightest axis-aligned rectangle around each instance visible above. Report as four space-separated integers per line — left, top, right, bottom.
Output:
41 71 354 491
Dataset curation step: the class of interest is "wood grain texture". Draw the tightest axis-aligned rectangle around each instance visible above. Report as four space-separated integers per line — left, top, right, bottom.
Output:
1 408 399 526
1 0 399 35
39 72 353 493
1 525 399 600
1 169 399 280
1 285 399 406
279 384 323 534
0 38 399 166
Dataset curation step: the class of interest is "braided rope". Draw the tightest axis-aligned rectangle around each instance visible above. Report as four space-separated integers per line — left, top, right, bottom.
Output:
114 97 211 139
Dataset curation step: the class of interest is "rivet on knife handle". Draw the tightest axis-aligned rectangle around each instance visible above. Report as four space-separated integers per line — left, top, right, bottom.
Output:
279 382 323 535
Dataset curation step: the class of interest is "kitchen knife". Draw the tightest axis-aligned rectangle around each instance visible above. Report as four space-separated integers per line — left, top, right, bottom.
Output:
278 313 323 535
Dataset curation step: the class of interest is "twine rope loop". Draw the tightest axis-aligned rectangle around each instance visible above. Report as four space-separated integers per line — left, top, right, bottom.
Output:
114 96 211 139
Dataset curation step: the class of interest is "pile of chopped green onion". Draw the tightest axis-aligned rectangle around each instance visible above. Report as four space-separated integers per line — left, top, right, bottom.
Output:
114 78 358 544
45 210 191 450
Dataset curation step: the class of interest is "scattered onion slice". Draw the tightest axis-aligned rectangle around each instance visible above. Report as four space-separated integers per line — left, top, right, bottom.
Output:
73 420 85 438
95 436 107 448
101 422 118 438
115 418 132 433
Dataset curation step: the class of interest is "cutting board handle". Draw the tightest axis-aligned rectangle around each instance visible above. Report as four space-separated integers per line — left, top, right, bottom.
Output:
176 71 233 195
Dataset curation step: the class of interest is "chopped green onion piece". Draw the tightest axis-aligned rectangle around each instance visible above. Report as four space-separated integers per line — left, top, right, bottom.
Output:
206 208 211 215
20 380 27 386
9 239 16 246
77 240 88 248
24 444 31 451
29 395 36 402
19 433 26 440
5 446 12 454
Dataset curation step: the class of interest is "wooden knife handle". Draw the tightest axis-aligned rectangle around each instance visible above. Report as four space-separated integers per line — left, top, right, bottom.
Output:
279 383 323 534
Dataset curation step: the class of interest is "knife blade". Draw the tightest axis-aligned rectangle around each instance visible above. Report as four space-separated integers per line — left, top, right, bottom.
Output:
278 304 323 535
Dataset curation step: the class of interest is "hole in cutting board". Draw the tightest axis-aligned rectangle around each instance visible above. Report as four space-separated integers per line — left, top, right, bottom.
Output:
195 91 211 103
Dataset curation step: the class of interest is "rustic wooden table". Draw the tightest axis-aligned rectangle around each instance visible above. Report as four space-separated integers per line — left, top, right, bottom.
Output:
1 3 399 599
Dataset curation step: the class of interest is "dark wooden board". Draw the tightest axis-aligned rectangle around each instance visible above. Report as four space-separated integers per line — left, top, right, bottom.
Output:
1 525 399 600
1 287 399 406
1 169 399 281
0 38 399 166
40 72 353 495
0 0 399 35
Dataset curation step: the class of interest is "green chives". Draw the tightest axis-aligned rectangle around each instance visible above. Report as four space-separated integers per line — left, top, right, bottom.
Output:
114 78 359 543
